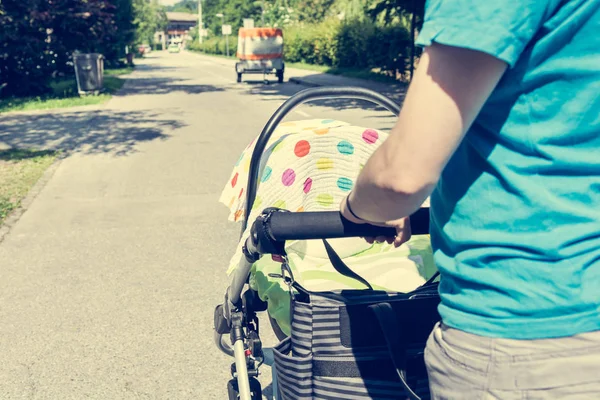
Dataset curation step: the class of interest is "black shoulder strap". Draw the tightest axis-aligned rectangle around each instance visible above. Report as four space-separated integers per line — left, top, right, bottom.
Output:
370 302 421 400
322 239 373 290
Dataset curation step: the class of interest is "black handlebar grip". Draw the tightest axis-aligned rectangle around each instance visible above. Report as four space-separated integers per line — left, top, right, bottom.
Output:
267 208 429 241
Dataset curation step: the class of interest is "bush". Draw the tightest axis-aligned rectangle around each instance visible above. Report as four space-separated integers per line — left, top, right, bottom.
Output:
187 19 410 80
284 19 340 66
1 0 130 98
0 0 55 97
284 18 411 78
187 37 238 57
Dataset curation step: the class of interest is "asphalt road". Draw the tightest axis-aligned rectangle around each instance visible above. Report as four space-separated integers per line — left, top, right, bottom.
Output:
0 51 402 399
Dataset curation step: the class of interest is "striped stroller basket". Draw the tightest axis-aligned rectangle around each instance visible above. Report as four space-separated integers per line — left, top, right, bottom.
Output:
271 239 440 400
214 87 440 400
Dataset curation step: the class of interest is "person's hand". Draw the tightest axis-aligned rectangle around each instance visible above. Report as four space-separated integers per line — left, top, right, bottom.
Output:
340 196 412 247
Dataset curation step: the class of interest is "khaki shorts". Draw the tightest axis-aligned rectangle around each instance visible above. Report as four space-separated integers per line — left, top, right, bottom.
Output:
425 322 600 399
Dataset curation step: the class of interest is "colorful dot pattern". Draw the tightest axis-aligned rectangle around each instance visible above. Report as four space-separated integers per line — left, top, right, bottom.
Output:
316 193 334 207
303 178 313 194
294 140 311 157
220 120 436 297
273 199 287 209
316 158 334 170
337 140 354 155
219 119 388 228
282 169 296 186
261 166 272 182
337 177 353 191
362 129 379 144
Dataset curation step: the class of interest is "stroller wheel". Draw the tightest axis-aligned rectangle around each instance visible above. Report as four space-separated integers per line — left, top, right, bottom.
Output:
227 378 262 400
250 378 262 399
227 379 238 400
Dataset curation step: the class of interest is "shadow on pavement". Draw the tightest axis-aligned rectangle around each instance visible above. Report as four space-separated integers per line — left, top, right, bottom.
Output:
240 77 407 114
0 109 185 157
118 77 225 96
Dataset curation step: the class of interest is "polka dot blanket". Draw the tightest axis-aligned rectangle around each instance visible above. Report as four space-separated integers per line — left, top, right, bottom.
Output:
219 119 437 335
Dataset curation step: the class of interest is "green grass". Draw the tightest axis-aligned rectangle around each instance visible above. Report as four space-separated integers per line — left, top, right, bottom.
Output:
0 68 132 114
105 66 135 76
0 148 58 224
285 62 330 73
286 62 402 84
186 48 237 60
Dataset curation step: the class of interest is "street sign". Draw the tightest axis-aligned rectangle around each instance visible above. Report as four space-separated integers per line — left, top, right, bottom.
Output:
243 19 254 29
222 25 232 35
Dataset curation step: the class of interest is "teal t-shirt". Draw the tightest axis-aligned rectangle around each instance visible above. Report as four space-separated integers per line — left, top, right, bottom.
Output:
416 0 600 339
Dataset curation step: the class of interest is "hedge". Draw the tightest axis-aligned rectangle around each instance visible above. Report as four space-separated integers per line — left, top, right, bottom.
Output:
190 19 411 79
188 37 238 57
285 19 411 77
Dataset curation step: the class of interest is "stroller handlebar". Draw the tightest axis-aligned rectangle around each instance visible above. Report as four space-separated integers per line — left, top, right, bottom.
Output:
231 207 429 306
265 207 429 241
242 86 402 234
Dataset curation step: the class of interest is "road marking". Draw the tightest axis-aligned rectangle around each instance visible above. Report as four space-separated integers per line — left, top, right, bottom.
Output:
294 110 311 118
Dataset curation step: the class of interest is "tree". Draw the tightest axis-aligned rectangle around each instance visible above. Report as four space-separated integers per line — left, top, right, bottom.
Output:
334 0 368 21
261 0 297 27
0 0 54 96
293 0 336 23
368 0 424 26
165 0 197 13
0 0 170 98
368 0 425 78
201 0 261 35
133 0 167 45
111 0 136 62
49 0 119 75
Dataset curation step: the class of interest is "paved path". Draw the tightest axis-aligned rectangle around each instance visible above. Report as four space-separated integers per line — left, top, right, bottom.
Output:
0 52 405 399
184 51 408 103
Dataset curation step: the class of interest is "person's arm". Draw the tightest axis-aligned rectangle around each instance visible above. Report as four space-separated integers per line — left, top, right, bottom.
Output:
341 43 507 237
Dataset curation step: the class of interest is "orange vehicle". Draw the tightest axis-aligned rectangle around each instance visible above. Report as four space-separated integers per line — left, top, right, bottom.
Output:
235 28 284 83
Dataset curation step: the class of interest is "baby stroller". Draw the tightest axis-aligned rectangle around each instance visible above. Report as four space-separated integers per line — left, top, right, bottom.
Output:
214 87 441 400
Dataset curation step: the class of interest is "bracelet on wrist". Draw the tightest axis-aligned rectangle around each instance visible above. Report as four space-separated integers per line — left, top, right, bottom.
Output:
345 196 364 221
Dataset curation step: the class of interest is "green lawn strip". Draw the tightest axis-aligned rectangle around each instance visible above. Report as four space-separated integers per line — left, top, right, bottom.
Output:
105 66 135 76
286 62 401 84
0 94 113 114
186 49 237 60
0 67 132 114
285 62 330 73
0 149 58 224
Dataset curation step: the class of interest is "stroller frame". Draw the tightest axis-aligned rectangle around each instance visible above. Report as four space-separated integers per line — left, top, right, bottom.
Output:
214 87 433 400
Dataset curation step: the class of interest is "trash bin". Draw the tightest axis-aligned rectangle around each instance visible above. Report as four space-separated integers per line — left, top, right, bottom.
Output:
73 53 104 95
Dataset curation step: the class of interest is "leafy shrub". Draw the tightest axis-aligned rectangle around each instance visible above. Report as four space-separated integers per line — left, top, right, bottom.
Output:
0 0 131 97
188 36 237 57
284 18 410 78
0 0 55 96
189 18 410 80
